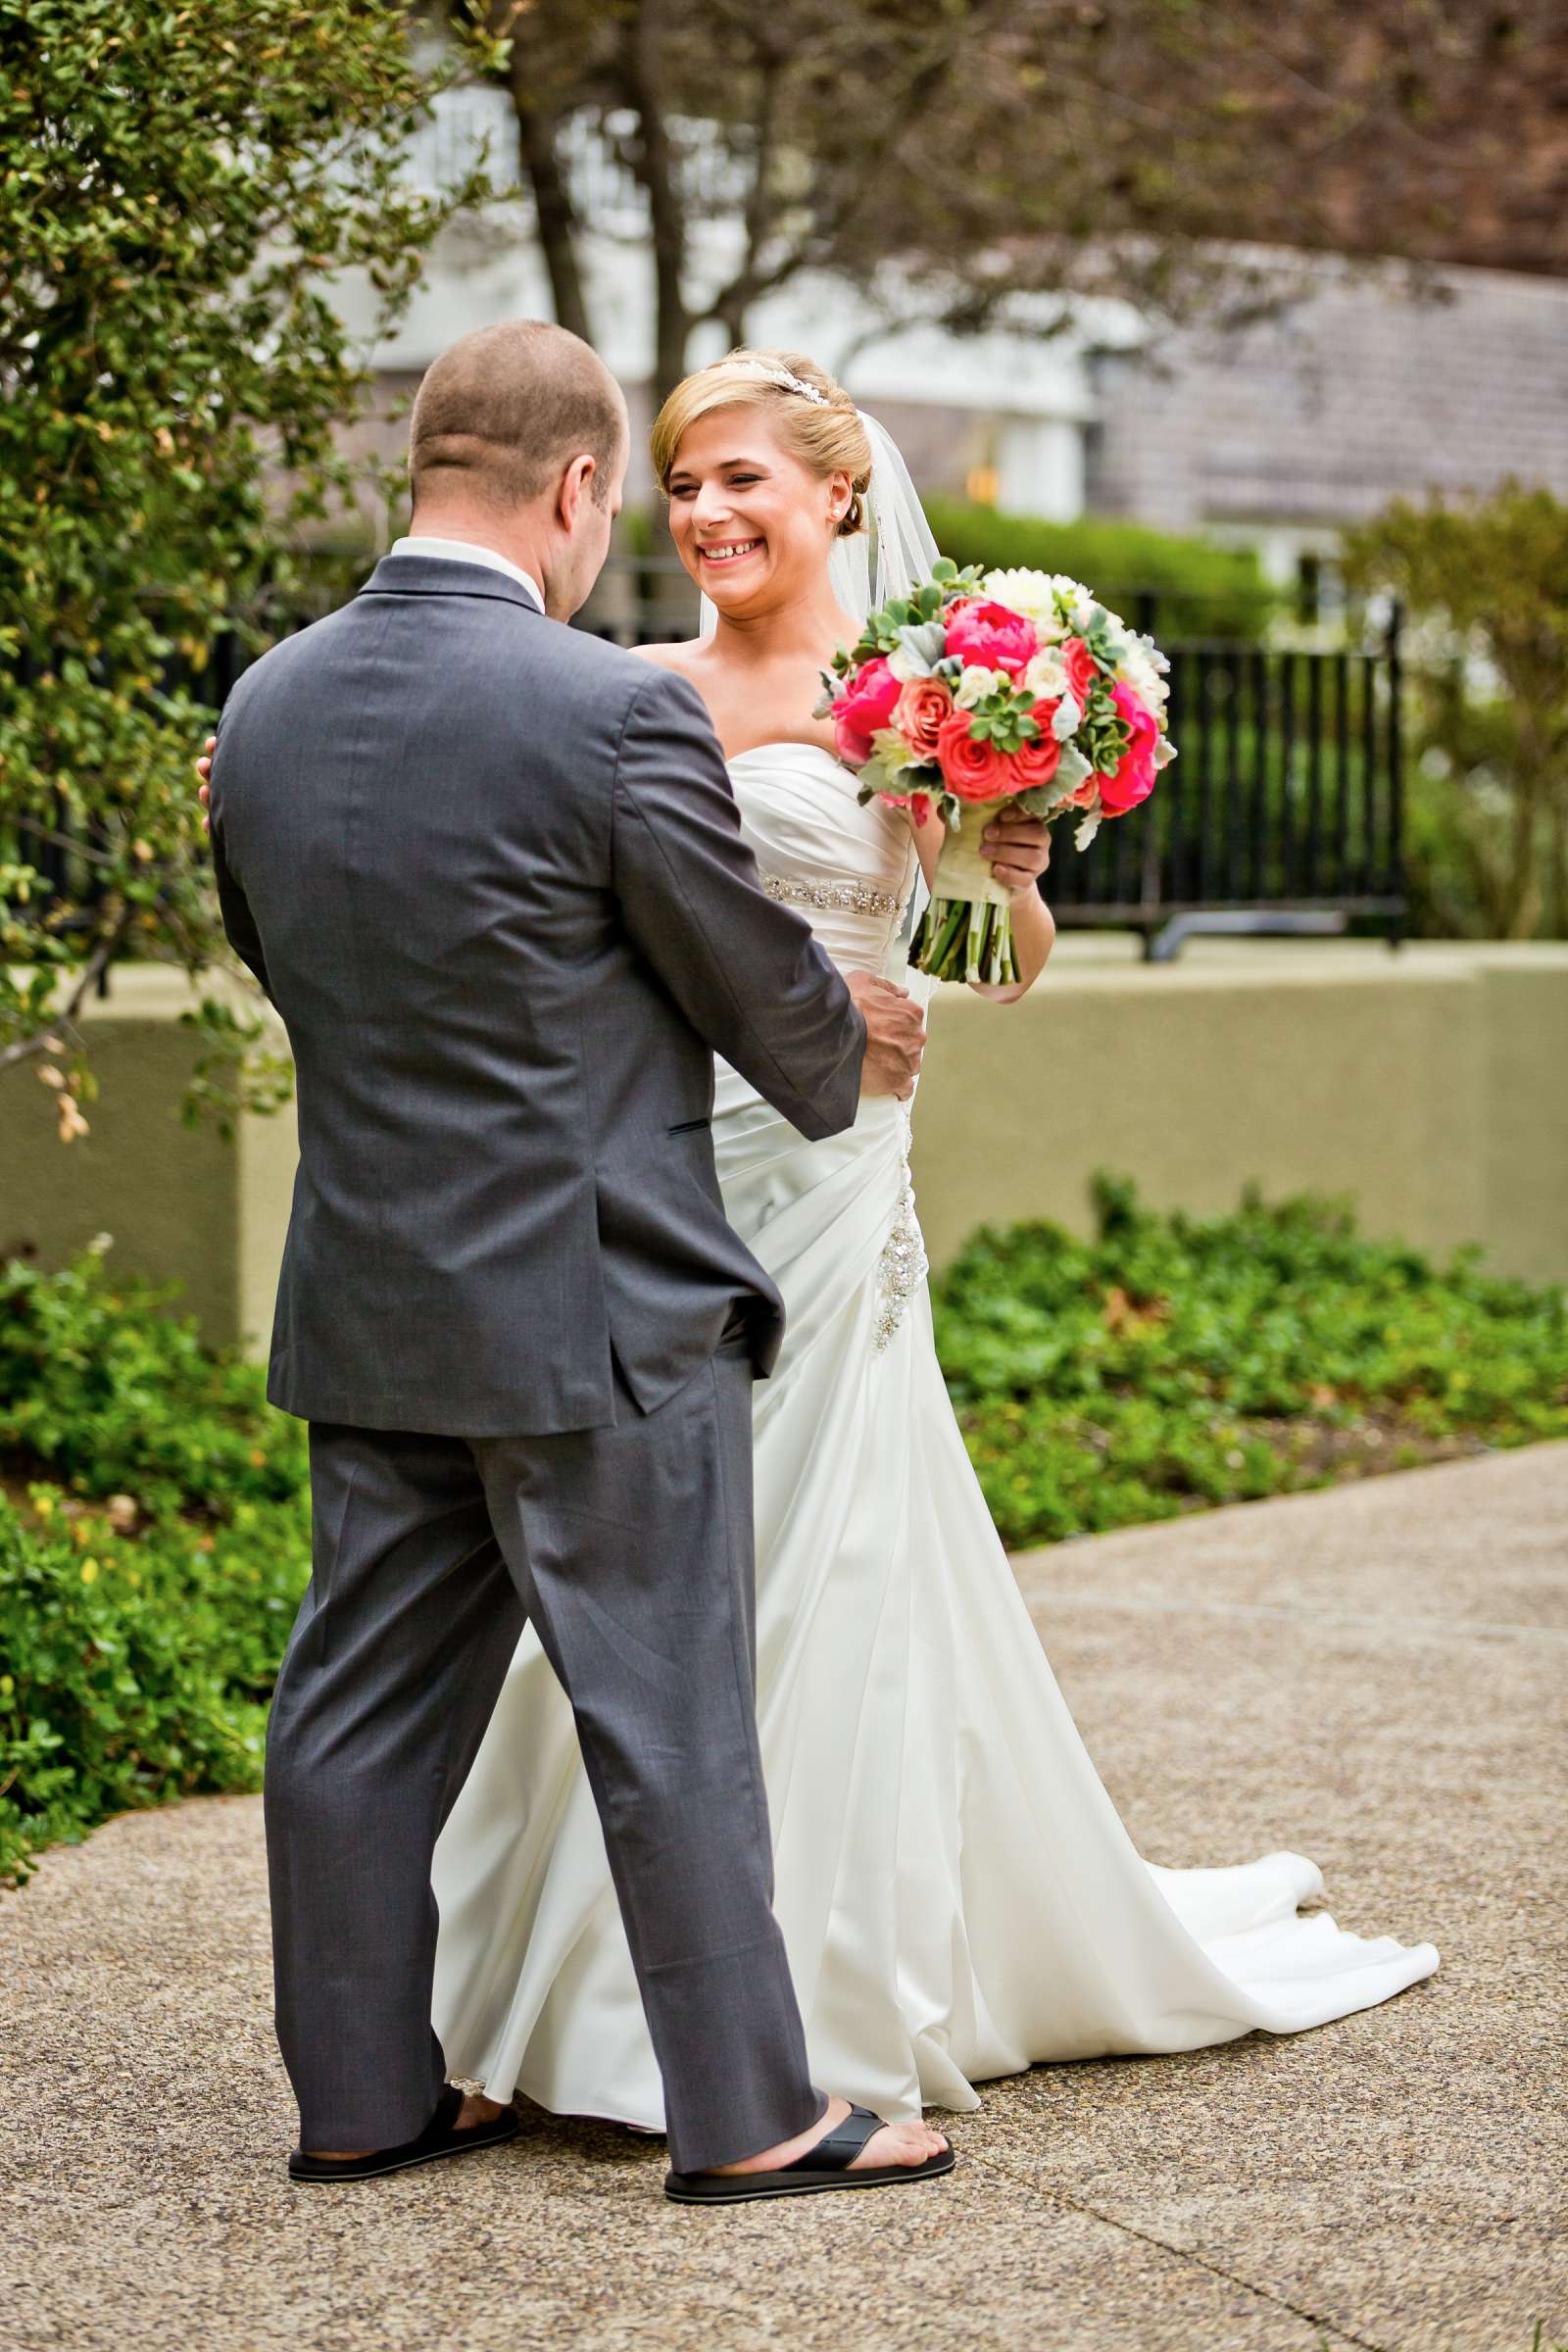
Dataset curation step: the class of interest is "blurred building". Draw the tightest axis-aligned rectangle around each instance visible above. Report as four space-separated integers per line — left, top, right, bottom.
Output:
336 86 1568 606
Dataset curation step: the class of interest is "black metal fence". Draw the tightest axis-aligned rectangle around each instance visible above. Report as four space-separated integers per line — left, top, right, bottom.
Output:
1047 611 1406 951
8 576 1405 956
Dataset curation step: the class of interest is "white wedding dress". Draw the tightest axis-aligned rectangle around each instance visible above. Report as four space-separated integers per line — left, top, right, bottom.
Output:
429 741 1439 2129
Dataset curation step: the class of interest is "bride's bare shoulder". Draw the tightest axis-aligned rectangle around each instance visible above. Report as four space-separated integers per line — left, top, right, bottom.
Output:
630 638 706 674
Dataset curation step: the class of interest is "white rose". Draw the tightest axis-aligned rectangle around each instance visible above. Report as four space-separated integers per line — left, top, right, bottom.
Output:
1020 646 1069 701
1119 643 1169 710
983 567 1102 640
979 567 1059 631
954 664 1009 709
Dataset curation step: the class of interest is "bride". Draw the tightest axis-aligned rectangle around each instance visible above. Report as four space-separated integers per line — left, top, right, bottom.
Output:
428 347 1439 2132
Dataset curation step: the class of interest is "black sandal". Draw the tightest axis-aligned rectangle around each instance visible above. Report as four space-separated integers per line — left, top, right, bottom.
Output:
663 2103 955 2205
288 2083 519 2184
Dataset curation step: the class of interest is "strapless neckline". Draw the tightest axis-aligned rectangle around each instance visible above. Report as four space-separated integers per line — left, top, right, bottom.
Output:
726 741 846 772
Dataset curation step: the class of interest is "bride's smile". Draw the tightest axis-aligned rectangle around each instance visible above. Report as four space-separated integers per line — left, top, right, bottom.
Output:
663 407 855 623
697 537 763 565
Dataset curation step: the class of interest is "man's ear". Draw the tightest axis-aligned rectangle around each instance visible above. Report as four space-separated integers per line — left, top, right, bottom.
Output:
559 452 597 529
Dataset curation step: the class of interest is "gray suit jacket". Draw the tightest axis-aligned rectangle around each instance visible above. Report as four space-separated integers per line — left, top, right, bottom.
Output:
209 554 867 1436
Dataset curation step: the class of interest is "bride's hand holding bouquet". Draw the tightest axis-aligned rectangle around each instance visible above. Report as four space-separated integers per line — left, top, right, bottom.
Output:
819 562 1177 984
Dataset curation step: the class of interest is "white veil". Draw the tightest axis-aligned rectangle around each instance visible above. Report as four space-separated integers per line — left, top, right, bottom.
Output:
697 408 943 637
828 411 944 628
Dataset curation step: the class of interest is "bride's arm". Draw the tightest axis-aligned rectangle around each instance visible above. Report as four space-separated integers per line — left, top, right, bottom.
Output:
907 805 1055 1004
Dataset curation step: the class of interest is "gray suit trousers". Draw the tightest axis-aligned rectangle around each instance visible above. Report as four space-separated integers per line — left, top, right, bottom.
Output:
264 1335 824 2176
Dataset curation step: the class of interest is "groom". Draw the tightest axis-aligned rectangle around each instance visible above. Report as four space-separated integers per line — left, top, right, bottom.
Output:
208 319 946 2198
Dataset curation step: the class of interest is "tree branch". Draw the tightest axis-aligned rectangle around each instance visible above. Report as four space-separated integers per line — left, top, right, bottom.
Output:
703 1 1007 335
0 905 136 1075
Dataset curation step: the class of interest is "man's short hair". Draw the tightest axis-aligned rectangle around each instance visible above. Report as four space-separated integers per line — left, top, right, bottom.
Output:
409 320 625 513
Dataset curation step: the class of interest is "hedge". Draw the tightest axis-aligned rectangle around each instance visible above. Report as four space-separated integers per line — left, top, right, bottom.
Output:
921 500 1279 641
4 1186 1565 1880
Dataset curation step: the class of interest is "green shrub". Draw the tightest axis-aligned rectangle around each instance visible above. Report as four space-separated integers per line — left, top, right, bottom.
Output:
932 1175 1568 1548
0 1487 306 1886
922 501 1279 642
0 1250 309 1884
0 1250 306 1518
1342 482 1568 940
0 0 506 1128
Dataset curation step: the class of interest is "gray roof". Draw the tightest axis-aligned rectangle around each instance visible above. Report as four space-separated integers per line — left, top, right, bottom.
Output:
1087 260 1568 533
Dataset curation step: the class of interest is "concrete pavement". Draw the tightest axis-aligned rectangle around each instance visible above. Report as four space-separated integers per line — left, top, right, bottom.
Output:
4 1444 1565 2351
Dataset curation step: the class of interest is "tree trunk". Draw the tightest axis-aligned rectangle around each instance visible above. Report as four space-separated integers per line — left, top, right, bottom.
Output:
1548 781 1567 939
617 0 691 405
1503 761 1544 940
652 270 692 408
509 62 594 346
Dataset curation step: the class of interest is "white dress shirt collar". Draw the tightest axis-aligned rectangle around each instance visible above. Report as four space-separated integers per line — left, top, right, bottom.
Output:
389 535 544 613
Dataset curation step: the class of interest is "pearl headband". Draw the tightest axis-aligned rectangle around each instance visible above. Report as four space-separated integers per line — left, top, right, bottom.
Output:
713 361 831 408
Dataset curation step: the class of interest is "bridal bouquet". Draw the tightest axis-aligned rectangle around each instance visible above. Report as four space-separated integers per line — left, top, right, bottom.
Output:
817 561 1177 983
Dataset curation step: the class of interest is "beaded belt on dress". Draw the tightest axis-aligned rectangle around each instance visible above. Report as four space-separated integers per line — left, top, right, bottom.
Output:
760 870 925 1350
761 874 902 919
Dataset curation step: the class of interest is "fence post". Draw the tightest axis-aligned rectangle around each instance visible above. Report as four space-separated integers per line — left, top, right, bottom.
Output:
1386 600 1405 948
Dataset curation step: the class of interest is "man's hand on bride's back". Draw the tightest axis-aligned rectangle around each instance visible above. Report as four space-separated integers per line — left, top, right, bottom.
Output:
846 972 925 1101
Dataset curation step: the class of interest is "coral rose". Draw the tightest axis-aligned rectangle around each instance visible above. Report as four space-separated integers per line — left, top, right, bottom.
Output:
935 710 1013 802
832 657 902 765
1006 725 1062 793
1100 682 1159 813
892 676 955 761
943 598 1041 678
1063 636 1100 709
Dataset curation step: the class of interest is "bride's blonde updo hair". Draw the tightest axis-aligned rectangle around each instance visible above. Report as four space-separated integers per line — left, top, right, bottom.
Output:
649 348 873 536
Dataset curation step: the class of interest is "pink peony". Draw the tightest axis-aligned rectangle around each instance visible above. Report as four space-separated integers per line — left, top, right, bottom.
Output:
1063 636 1100 709
935 710 1014 803
944 598 1041 678
892 675 955 761
832 656 902 765
1006 725 1062 794
1100 682 1159 813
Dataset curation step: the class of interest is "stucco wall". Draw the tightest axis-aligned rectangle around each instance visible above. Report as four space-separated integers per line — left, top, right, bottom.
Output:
1 970 242 1338
911 940 1568 1278
2 942 1564 1358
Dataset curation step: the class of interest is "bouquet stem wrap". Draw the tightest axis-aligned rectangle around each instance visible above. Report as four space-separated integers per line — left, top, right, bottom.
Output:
910 796 1022 985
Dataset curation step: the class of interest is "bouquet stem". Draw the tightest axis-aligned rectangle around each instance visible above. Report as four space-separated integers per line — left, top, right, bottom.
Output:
908 796 1024 984
911 896 1022 985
